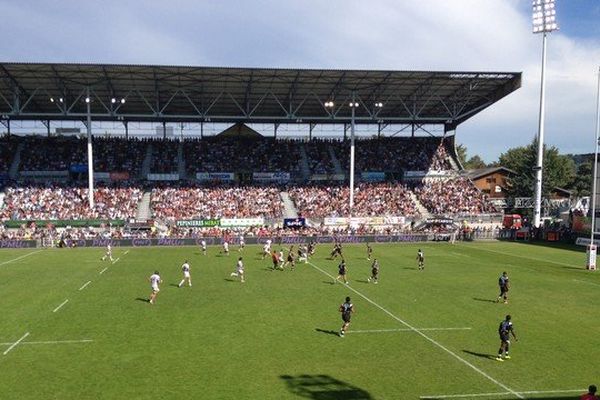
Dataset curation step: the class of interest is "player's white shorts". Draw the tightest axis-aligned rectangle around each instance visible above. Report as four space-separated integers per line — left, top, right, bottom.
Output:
183 271 190 278
237 268 244 275
152 285 160 293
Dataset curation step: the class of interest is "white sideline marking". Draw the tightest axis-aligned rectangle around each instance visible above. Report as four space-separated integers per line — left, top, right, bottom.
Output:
0 339 93 346
52 299 69 313
350 327 471 334
307 261 524 399
0 250 43 267
573 278 600 287
99 267 108 275
456 244 581 269
2 332 30 355
124 250 130 255
111 257 120 264
78 281 92 291
420 388 586 399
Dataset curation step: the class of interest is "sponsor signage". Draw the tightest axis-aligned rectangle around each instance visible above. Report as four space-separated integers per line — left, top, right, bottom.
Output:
0 240 37 248
220 217 264 227
147 173 180 181
110 172 130 181
283 218 306 228
70 164 88 173
20 170 69 177
324 216 406 226
94 172 110 180
310 174 346 181
426 218 455 225
196 172 235 181
575 237 600 247
176 219 221 228
361 172 385 182
404 170 455 178
252 172 290 182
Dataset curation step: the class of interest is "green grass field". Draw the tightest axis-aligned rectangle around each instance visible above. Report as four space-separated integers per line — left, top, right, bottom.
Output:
0 241 598 399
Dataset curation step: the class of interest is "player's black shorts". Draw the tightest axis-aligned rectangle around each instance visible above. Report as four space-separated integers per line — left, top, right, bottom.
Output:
342 313 351 323
499 334 509 342
287 256 293 262
500 286 508 293
272 260 279 267
371 269 378 277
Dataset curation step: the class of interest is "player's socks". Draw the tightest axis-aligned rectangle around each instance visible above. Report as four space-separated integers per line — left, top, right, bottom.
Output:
178 280 184 287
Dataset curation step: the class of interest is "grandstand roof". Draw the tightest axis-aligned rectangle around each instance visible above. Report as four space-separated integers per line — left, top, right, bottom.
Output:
0 63 521 128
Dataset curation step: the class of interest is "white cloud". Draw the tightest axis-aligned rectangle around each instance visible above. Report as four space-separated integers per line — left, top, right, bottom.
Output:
0 0 598 161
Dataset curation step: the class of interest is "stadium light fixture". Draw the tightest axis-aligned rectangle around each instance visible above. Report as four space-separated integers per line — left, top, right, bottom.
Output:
85 97 91 103
349 102 359 108
532 0 559 228
324 101 334 107
588 66 600 270
50 97 54 103
111 98 116 104
374 102 383 108
120 98 126 104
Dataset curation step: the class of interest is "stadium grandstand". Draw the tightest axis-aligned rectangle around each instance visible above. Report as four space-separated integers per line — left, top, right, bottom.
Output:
0 62 521 243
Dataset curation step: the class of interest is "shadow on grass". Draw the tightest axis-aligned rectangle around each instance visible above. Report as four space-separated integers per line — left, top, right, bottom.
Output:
135 297 149 303
402 267 417 270
223 278 237 282
315 328 339 337
472 297 497 303
462 349 497 360
280 374 373 399
354 280 370 284
169 283 179 288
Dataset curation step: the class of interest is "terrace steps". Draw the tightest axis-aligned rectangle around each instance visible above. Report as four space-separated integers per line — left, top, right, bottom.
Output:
280 191 299 218
136 191 152 221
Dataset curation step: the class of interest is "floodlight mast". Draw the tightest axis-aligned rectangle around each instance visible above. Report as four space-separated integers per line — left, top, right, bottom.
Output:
532 0 558 228
589 67 600 263
86 88 95 209
349 95 358 215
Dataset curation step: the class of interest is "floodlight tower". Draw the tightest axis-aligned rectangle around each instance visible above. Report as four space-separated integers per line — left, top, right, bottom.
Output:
85 88 94 209
532 0 559 228
349 96 359 213
588 67 600 270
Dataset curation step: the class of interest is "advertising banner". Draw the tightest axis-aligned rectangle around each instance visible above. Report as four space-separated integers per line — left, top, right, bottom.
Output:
283 218 306 228
361 172 385 182
176 219 221 228
196 172 235 181
70 164 88 173
147 173 180 181
110 172 130 181
220 217 264 227
252 172 290 182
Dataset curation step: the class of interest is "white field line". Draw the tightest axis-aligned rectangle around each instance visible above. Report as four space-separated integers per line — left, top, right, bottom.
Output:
99 267 108 275
124 250 130 255
573 278 600 287
421 388 586 399
307 261 524 399
52 299 69 313
350 327 471 334
111 257 120 264
0 339 93 346
456 244 581 269
78 281 92 291
2 332 30 355
0 250 43 267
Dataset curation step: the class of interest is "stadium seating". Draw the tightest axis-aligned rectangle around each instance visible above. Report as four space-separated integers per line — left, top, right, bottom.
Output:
414 177 497 215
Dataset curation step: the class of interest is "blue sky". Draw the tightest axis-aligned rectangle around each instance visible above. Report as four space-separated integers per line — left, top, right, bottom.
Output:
1 0 599 162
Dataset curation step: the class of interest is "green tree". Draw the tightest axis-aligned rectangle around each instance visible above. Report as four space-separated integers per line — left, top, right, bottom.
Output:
498 138 576 198
456 144 487 169
569 162 592 196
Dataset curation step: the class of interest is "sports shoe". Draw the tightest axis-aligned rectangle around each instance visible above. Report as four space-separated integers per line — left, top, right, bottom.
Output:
495 356 503 362
374 281 378 284
504 355 511 359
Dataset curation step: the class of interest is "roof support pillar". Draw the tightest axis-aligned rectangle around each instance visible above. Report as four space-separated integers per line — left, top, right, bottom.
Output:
123 120 128 139
309 123 316 140
163 121 167 139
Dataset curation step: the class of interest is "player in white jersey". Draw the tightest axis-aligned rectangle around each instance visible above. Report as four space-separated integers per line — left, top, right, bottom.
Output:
238 235 245 252
230 257 245 283
101 244 114 262
148 271 162 304
200 240 207 256
178 260 192 288
222 241 230 256
262 243 270 259
278 249 284 265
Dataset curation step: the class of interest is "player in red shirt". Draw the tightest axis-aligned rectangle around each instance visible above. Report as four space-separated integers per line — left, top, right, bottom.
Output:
581 385 598 400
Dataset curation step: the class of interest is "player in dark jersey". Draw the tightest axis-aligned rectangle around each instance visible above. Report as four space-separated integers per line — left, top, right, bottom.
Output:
367 259 379 284
339 296 354 337
496 272 509 304
334 259 349 285
282 246 296 270
308 240 316 256
417 249 425 270
330 243 343 259
496 314 518 361
366 242 373 260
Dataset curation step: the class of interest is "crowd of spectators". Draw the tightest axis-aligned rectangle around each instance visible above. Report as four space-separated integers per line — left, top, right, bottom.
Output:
93 137 146 175
288 182 420 218
304 139 337 174
0 183 142 220
151 184 283 220
19 136 86 171
183 137 303 176
0 137 18 173
150 138 179 173
414 177 497 215
334 137 454 173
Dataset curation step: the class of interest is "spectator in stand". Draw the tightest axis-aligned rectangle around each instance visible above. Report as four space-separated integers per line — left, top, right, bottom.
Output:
151 183 283 220
414 177 496 215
